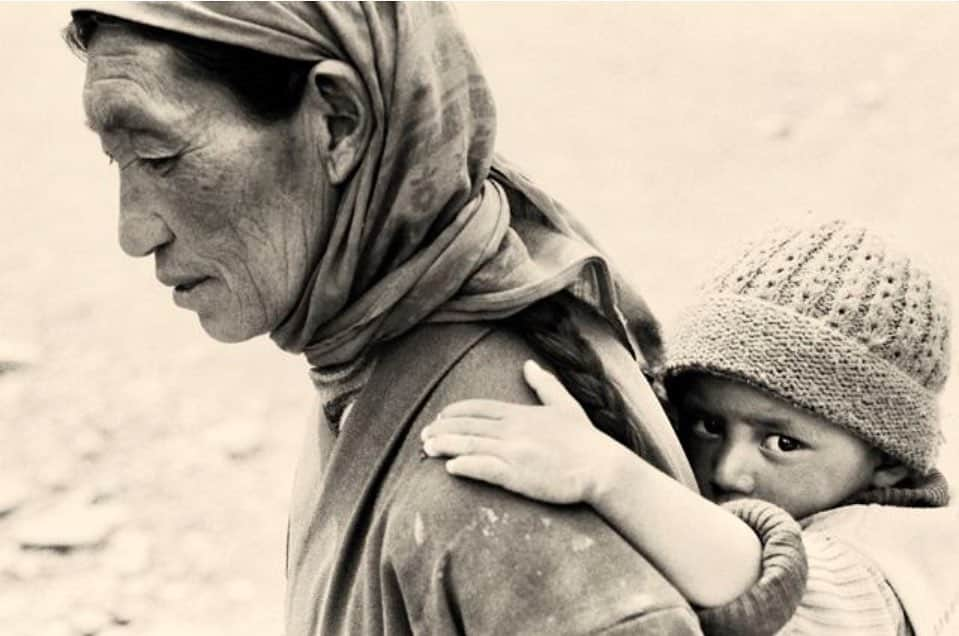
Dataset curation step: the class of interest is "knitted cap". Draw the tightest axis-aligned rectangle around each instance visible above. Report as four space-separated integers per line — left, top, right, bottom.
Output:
664 220 951 474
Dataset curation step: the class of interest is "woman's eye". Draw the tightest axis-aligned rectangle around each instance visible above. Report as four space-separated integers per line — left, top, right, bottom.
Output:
139 156 178 173
690 417 724 439
763 434 803 453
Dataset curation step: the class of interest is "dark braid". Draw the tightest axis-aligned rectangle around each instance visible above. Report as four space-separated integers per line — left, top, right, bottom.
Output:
505 292 646 457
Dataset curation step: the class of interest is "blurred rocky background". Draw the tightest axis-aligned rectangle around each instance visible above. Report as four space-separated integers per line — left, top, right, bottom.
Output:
2 4 958 635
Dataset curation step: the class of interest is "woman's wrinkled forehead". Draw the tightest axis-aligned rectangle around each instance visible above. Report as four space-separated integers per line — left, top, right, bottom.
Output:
82 30 222 141
72 2 423 64
70 3 493 133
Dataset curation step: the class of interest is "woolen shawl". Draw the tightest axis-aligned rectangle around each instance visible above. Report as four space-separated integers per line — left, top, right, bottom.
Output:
72 1 662 369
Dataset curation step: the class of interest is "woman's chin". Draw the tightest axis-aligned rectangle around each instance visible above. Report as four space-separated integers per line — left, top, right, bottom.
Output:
197 312 263 344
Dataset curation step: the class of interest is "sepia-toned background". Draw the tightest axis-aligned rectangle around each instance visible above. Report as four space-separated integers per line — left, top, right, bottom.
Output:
2 4 957 635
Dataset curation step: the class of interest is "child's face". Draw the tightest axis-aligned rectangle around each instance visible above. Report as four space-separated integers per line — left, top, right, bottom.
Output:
676 374 883 519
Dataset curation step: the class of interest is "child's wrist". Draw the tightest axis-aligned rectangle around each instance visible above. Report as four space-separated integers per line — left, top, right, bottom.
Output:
583 438 640 508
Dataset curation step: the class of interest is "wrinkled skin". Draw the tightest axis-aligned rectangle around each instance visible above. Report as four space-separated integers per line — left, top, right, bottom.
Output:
82 26 335 342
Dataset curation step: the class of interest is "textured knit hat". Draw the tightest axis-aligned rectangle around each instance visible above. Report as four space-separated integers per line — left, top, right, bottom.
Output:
663 220 951 474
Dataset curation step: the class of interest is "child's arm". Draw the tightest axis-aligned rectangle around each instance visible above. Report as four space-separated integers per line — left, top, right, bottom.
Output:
421 360 762 608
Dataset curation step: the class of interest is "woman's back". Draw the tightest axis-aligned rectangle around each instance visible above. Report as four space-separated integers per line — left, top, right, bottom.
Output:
286 315 700 635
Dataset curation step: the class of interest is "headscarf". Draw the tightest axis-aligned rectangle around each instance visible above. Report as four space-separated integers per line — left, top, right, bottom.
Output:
72 2 662 369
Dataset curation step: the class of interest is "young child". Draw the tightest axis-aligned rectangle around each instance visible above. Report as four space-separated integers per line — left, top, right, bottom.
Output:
421 220 959 635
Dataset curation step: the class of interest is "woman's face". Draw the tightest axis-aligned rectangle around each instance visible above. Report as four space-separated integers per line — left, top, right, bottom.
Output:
676 374 883 519
82 27 333 342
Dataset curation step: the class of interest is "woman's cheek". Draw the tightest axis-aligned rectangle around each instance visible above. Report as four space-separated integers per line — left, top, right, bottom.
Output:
167 142 252 233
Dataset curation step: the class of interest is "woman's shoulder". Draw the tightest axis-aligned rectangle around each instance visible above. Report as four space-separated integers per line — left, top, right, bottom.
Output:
374 323 699 632
381 428 699 634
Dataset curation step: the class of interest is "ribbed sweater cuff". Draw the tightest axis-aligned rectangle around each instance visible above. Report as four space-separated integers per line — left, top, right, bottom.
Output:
697 499 808 636
847 468 950 508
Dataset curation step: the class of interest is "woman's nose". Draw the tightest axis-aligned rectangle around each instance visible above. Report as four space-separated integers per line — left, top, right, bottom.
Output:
118 200 173 258
711 442 757 495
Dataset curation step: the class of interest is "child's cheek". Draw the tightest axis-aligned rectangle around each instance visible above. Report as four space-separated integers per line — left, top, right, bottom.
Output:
682 443 716 496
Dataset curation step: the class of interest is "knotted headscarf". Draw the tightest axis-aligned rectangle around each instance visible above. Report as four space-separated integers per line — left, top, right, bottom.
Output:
72 2 662 369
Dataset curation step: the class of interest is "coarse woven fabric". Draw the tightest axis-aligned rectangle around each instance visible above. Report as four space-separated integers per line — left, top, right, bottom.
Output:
286 319 702 635
664 220 952 473
69 1 662 370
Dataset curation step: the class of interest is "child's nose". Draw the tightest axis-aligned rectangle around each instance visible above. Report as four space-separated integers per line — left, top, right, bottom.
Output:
711 443 757 496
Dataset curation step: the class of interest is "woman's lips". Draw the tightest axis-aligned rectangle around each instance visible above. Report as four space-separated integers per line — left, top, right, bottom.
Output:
172 277 213 308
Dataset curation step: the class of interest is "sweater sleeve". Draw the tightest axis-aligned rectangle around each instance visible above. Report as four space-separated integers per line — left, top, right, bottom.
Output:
776 529 910 636
696 499 808 636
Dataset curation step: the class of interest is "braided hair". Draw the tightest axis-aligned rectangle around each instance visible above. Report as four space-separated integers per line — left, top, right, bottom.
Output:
505 292 646 457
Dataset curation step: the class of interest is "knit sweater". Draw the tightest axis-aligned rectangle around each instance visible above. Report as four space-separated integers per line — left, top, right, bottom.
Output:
729 471 955 636
781 523 909 635
777 472 957 636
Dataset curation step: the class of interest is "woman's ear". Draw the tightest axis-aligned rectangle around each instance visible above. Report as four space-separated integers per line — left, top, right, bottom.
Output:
870 454 911 489
304 60 372 185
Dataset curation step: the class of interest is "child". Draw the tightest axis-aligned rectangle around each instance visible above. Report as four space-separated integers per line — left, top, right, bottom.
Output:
421 220 959 635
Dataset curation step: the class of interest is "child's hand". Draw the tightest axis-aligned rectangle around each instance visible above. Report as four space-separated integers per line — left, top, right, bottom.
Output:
420 360 624 505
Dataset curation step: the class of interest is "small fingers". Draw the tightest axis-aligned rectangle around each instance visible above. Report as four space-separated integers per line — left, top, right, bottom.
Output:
445 455 513 489
422 416 506 441
523 360 582 411
439 399 526 420
422 433 503 459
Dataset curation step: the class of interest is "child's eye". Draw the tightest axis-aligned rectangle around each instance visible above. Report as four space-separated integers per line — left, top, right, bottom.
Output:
690 416 724 439
762 434 803 453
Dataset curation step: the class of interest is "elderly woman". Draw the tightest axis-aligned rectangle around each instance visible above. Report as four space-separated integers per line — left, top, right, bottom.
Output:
67 3 804 635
